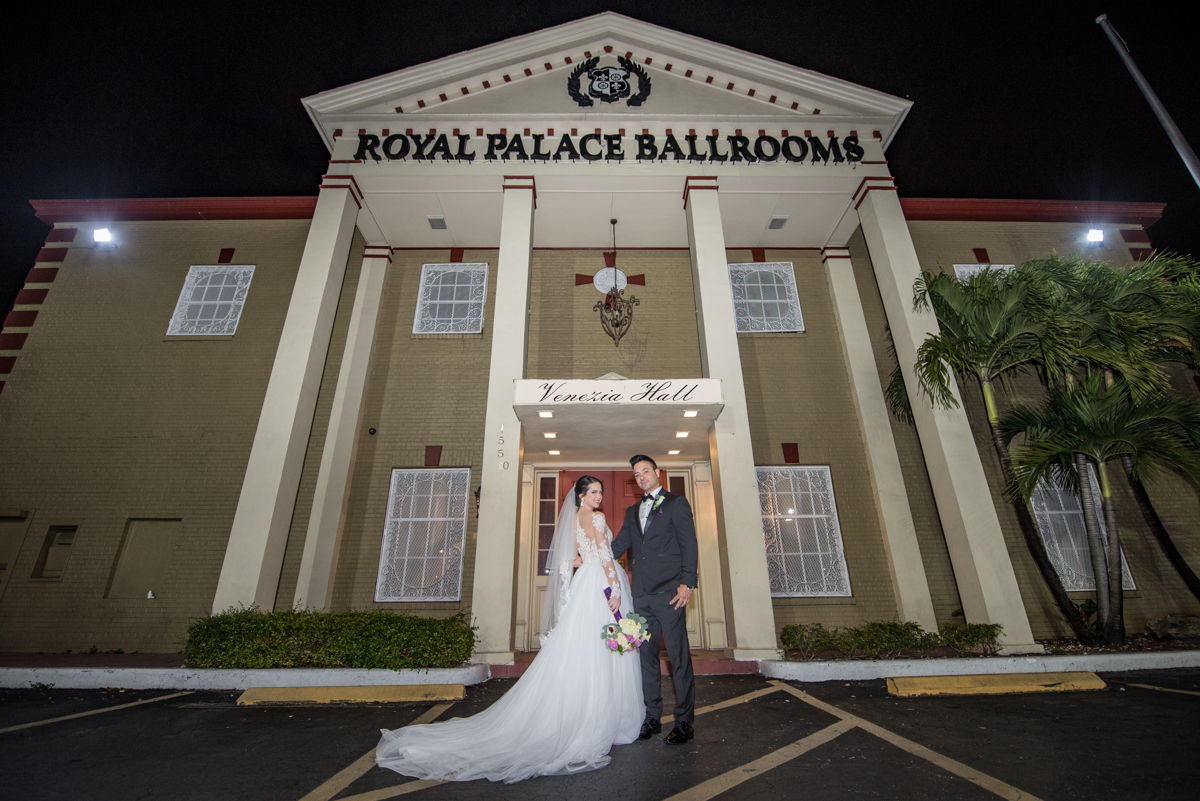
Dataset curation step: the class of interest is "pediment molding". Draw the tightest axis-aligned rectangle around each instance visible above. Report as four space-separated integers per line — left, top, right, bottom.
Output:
303 12 911 150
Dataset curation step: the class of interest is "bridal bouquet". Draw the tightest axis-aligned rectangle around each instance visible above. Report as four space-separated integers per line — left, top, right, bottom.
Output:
601 588 650 654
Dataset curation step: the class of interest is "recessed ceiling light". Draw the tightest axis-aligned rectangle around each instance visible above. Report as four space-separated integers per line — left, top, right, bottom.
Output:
544 432 556 438
428 216 447 229
93 228 112 242
538 411 553 418
683 411 698 418
676 432 688 438
668 450 680 455
548 450 560 455
768 216 788 230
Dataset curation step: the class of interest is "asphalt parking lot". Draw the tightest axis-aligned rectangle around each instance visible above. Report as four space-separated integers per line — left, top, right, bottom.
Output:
2 668 1198 800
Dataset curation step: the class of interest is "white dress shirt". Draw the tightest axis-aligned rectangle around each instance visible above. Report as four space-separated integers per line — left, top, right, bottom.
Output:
639 487 662 531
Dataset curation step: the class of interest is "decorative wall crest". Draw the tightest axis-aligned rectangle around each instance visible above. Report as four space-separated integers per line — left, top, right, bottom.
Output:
568 56 651 108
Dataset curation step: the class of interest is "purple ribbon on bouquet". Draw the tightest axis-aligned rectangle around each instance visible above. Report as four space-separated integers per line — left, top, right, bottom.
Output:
604 587 622 622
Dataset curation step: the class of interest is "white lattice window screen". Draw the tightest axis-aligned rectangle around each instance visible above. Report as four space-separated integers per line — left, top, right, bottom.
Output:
756 466 852 597
412 263 488 334
1030 467 1135 591
167 265 255 336
375 468 470 602
728 262 804 333
952 263 1015 280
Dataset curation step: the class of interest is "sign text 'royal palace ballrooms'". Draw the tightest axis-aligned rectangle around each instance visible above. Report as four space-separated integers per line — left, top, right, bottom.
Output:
353 130 865 165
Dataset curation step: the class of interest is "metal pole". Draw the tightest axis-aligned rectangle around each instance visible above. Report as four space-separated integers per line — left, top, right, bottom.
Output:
1096 14 1200 189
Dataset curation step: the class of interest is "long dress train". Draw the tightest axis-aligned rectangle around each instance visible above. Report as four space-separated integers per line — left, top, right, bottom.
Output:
375 513 643 783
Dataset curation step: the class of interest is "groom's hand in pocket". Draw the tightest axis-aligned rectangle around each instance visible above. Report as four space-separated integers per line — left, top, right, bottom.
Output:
670 584 692 610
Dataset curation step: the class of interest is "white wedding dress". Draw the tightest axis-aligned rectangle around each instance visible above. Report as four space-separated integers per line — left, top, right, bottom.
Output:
376 511 643 783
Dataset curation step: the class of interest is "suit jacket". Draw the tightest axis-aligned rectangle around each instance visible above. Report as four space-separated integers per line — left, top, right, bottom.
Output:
611 490 699 597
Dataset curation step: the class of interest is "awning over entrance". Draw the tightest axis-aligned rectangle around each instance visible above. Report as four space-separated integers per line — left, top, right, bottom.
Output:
513 378 723 463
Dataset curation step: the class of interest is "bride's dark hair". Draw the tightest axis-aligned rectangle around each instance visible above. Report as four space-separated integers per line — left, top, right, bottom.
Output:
573 475 604 506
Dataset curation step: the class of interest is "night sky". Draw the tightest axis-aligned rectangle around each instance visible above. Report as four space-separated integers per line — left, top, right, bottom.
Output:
4 1 1198 318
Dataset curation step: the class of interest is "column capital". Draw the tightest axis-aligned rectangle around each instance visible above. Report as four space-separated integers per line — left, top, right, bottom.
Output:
821 246 852 264
852 175 896 210
363 244 392 262
683 175 719 209
502 175 537 207
320 173 364 208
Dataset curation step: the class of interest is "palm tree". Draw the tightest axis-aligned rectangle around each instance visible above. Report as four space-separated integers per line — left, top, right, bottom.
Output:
909 267 1101 642
1024 255 1200 604
1001 374 1200 643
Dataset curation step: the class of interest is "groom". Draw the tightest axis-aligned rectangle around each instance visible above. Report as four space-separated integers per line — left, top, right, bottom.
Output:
611 454 698 745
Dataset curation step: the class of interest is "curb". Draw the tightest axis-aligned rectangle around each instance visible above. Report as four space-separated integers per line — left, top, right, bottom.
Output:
760 649 1200 682
0 664 490 691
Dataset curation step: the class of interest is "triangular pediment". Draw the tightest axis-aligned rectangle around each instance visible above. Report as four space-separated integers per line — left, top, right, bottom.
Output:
303 12 911 149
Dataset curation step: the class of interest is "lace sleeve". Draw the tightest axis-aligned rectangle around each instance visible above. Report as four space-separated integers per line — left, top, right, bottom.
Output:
592 512 620 599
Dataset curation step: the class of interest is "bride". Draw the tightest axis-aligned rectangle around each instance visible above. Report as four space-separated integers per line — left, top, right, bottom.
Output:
376 475 644 783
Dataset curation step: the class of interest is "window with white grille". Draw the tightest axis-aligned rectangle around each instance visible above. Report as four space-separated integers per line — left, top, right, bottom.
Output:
1030 468 1135 591
167 265 255 336
413 263 488 334
728 262 804 333
375 468 470 602
756 466 852 597
952 263 1015 281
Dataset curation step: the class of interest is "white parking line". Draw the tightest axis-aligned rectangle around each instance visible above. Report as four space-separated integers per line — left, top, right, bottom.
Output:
1128 683 1200 697
297 702 454 801
0 691 193 735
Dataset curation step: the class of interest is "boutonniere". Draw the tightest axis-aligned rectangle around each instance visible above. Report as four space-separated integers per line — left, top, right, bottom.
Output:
652 495 665 514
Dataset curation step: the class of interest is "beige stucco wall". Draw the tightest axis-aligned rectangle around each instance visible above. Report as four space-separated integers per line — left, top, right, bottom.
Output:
315 249 498 618
0 219 315 652
734 248 903 636
526 250 704 380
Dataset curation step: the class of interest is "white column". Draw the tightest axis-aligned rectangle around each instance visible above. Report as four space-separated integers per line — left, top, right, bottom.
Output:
684 177 779 660
856 183 1040 653
212 179 361 613
293 244 390 611
691 461 728 649
470 177 535 664
823 246 938 632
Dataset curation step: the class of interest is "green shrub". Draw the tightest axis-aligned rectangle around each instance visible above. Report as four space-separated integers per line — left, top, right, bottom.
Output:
780 620 1002 660
184 608 475 669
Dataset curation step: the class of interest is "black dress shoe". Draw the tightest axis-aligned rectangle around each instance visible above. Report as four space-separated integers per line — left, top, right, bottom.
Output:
664 722 694 745
638 717 662 740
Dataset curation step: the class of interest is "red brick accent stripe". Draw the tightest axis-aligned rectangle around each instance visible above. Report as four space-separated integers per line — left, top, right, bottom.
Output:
0 333 28 350
15 289 48 305
0 357 16 373
449 248 465 263
898 198 1164 225
35 248 68 262
26 267 58 283
424 446 443 467
576 273 593 286
626 274 646 286
0 381 5 395
44 228 78 242
32 197 318 224
218 248 235 263
1119 228 1151 243
4 311 37 327
1129 248 1154 261
751 248 766 262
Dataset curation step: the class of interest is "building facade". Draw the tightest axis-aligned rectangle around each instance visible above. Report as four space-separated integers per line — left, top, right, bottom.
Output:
2 14 1198 660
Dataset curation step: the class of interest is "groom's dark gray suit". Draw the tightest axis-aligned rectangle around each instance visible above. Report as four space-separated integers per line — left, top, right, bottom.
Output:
611 489 698 724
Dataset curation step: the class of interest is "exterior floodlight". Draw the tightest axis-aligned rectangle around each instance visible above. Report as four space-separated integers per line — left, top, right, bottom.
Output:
93 228 112 242
1087 229 1104 242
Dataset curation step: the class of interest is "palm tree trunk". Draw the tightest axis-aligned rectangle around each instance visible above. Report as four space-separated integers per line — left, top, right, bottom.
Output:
1121 455 1200 603
1075 453 1111 627
982 380 1100 643
1098 462 1126 644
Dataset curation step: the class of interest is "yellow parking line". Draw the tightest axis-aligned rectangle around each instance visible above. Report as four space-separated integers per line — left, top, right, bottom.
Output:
662 684 781 725
770 681 1044 801
0 691 193 735
661 718 857 801
1128 683 1200 697
297 702 454 801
